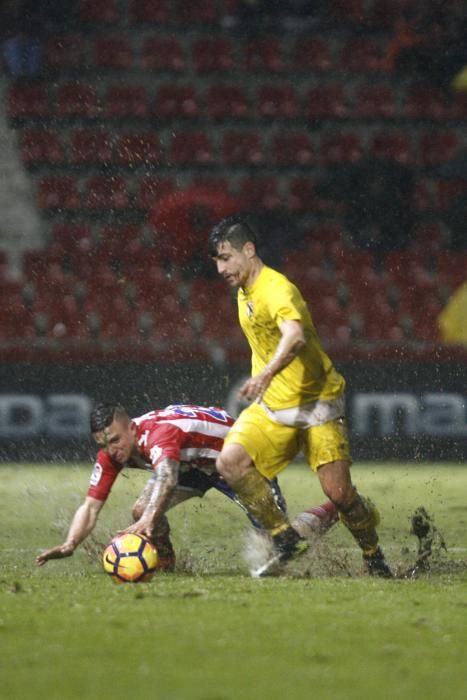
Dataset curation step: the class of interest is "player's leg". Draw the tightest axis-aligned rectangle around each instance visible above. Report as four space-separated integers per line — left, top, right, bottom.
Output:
305 419 392 577
217 403 308 574
293 500 339 537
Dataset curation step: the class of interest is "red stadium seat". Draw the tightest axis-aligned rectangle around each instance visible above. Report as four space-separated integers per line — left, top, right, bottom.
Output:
83 175 129 210
222 132 265 166
106 85 149 118
192 38 235 72
205 85 250 120
436 179 467 210
339 37 383 72
238 177 282 209
292 38 334 72
142 37 185 71
37 176 80 210
135 177 176 210
168 131 214 165
45 35 84 70
129 0 170 23
417 132 460 167
271 132 314 166
286 178 321 212
256 85 299 119
94 37 133 69
56 83 99 119
320 133 362 164
79 0 117 23
404 85 450 121
155 85 200 118
305 85 349 119
70 129 113 165
244 38 285 72
353 85 397 119
370 132 413 165
176 1 217 24
7 84 49 119
329 0 366 23
115 133 161 166
21 129 64 165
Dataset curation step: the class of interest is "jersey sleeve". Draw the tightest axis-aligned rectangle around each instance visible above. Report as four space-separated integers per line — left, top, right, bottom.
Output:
145 423 183 469
267 275 305 325
87 449 121 501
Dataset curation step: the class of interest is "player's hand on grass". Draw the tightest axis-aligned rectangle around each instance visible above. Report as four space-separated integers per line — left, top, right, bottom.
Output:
36 542 75 566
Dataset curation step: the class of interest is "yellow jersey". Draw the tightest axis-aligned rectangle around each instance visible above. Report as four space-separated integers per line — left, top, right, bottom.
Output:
237 265 345 410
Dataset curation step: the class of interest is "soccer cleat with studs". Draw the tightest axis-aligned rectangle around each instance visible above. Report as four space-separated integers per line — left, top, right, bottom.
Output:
251 526 309 578
363 547 393 578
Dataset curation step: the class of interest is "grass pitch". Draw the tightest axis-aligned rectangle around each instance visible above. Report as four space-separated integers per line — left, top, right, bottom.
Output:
1 462 467 700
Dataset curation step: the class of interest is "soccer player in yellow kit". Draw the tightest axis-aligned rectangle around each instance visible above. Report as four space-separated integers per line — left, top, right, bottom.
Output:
208 215 392 577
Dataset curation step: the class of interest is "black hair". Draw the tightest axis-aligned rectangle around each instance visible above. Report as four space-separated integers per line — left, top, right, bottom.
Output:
208 214 259 257
90 402 128 433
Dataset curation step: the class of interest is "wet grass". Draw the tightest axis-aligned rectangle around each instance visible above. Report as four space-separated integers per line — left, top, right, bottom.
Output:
1 462 467 700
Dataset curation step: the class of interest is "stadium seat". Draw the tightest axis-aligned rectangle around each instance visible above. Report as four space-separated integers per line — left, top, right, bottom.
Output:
168 131 214 165
271 132 314 166
37 176 80 210
237 176 282 209
56 83 99 119
205 85 250 120
320 133 362 164
7 84 49 120
94 37 133 69
69 128 113 165
135 177 176 210
286 178 320 212
244 38 285 72
292 37 334 72
222 132 265 166
192 38 235 72
83 175 129 210
115 133 161 166
370 132 412 165
436 179 467 210
45 35 84 70
404 85 450 121
339 37 383 72
142 37 185 71
79 0 117 23
129 0 170 23
412 180 435 212
176 1 217 25
21 129 64 165
417 132 460 167
256 85 299 119
329 0 366 23
353 85 397 119
155 85 200 118
305 85 348 119
106 85 149 118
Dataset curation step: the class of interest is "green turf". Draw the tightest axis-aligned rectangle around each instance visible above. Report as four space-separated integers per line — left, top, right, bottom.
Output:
1 463 467 700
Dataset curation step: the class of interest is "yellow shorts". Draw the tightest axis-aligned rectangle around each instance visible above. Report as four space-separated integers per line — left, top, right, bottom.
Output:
224 401 351 479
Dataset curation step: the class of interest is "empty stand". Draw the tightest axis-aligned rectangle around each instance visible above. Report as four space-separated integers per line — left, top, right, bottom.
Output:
106 85 149 118
271 132 314 166
115 133 161 166
37 176 80 210
142 37 185 71
70 129 113 164
7 84 49 120
56 83 99 119
292 37 334 72
94 37 133 69
168 131 214 165
21 129 64 165
320 132 362 164
305 85 348 119
128 0 170 24
206 85 250 120
353 85 397 119
222 131 265 166
256 85 299 119
244 38 285 72
83 175 129 210
192 38 235 72
238 176 282 209
155 85 200 119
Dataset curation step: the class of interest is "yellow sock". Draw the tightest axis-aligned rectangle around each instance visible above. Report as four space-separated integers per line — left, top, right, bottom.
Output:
232 470 290 533
339 494 380 555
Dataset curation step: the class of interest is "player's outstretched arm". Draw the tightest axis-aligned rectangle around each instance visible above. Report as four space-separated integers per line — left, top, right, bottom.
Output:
36 497 104 566
118 458 179 539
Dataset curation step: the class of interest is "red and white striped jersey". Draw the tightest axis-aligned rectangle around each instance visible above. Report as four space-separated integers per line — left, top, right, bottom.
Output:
87 404 234 502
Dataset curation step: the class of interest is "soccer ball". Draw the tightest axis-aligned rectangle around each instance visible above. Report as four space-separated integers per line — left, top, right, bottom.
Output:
102 534 158 583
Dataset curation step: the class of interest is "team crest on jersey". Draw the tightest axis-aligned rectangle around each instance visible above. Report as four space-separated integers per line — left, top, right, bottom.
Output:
246 301 254 318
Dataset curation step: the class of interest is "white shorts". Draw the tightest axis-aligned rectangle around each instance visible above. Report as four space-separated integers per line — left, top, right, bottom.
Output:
259 394 345 429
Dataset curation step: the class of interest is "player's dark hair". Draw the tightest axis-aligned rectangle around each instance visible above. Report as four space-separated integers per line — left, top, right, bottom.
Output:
208 214 259 257
90 402 128 433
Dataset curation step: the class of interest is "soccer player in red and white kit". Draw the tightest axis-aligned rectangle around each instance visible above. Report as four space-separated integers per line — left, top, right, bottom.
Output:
36 402 337 571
